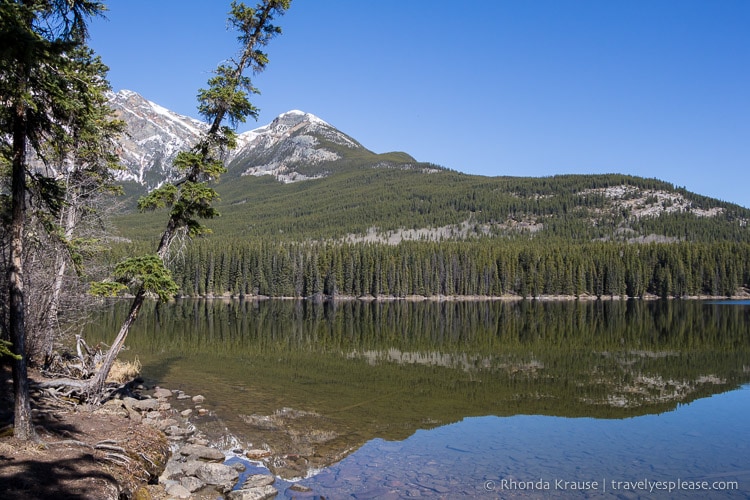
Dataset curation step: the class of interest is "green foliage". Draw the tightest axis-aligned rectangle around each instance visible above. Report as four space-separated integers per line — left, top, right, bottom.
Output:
138 184 178 210
0 339 21 360
112 254 179 301
88 280 127 297
198 65 258 126
149 239 750 299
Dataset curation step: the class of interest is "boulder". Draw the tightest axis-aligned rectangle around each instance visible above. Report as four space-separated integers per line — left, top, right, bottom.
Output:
130 398 160 412
192 394 205 403
227 485 278 500
180 476 205 493
153 387 173 399
196 462 239 493
178 444 225 462
165 483 191 499
182 460 204 477
246 449 272 460
242 474 275 489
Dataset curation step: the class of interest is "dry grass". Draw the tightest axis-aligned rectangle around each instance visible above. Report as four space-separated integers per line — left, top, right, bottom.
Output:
106 357 142 384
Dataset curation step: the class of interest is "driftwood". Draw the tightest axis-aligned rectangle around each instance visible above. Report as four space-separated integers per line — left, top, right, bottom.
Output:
36 337 131 403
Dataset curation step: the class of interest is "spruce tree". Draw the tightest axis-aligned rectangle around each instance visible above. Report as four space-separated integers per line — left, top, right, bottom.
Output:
88 0 291 400
1 0 106 440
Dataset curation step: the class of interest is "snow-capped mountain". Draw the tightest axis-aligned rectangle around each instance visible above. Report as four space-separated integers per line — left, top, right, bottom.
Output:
107 90 367 187
107 90 208 187
231 110 364 183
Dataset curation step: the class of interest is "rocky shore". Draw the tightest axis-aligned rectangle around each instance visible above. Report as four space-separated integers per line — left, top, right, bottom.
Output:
117 384 285 499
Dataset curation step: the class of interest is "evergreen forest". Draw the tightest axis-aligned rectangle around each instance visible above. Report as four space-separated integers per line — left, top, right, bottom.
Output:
110 167 750 300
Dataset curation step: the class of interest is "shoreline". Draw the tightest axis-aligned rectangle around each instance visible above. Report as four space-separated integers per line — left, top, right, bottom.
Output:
121 290 750 302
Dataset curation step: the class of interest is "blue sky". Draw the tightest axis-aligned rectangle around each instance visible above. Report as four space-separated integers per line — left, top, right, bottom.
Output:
89 1 750 208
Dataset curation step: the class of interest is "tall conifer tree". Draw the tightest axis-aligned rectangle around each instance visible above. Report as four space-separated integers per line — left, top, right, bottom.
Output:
88 0 291 400
1 0 106 439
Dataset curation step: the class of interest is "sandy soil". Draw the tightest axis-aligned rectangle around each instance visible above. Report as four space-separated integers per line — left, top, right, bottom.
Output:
0 367 169 500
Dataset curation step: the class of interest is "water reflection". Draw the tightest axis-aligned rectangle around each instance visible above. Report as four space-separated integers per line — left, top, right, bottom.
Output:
85 299 750 485
306 385 750 498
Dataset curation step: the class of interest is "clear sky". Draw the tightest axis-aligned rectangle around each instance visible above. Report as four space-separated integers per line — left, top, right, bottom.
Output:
89 0 750 208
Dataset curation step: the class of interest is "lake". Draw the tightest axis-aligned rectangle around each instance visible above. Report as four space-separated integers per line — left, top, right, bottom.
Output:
84 299 750 498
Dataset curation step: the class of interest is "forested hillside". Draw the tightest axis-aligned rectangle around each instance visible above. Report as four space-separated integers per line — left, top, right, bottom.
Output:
96 94 750 300
108 161 750 299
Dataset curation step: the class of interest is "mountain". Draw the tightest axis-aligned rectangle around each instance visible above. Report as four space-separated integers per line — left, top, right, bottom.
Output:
107 89 207 187
108 90 750 245
108 89 405 188
229 110 368 183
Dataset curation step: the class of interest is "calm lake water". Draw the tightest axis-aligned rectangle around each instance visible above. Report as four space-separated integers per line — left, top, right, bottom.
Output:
85 299 750 498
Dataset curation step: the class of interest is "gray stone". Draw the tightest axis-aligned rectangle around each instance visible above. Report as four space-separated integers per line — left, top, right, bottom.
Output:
180 475 205 493
196 462 239 493
242 474 275 489
164 425 193 437
182 459 204 476
192 394 205 403
159 460 185 481
158 402 172 411
227 485 278 500
176 393 191 400
289 484 312 492
165 483 192 499
180 408 193 417
130 398 160 412
178 444 225 461
153 387 173 399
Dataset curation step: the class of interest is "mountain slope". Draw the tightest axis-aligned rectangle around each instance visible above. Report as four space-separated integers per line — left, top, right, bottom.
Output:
108 90 750 245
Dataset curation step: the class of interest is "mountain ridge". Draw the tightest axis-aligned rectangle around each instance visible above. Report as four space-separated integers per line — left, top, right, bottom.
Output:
107 89 749 245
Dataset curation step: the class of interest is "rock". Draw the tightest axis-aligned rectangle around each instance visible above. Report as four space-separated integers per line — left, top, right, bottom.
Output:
165 483 192 499
164 425 193 437
153 387 173 399
232 461 246 472
130 398 160 412
182 459 204 476
180 476 205 493
196 462 239 493
187 437 209 446
176 393 191 400
159 460 186 481
289 484 312 492
158 402 172 411
226 485 278 500
242 474 275 488
198 408 209 416
192 394 205 403
246 449 272 460
180 409 193 417
178 444 225 462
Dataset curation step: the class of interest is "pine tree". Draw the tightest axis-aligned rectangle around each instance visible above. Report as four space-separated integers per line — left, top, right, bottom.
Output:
1 0 107 440
87 0 290 400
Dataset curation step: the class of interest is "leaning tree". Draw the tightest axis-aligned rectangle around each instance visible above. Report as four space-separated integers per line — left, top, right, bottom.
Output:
82 0 292 402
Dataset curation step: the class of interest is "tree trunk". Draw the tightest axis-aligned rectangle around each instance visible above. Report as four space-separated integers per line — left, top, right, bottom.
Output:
84 289 146 403
42 182 77 365
9 90 35 441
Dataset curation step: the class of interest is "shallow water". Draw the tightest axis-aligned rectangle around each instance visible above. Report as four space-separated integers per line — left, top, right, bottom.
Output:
84 299 750 497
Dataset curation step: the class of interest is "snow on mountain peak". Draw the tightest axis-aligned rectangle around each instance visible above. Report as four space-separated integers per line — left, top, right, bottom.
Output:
106 90 364 186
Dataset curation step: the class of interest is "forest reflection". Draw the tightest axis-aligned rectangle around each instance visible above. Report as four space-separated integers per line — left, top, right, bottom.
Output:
85 299 750 477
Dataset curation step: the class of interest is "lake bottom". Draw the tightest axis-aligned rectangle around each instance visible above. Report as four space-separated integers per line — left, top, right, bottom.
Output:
223 385 750 498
